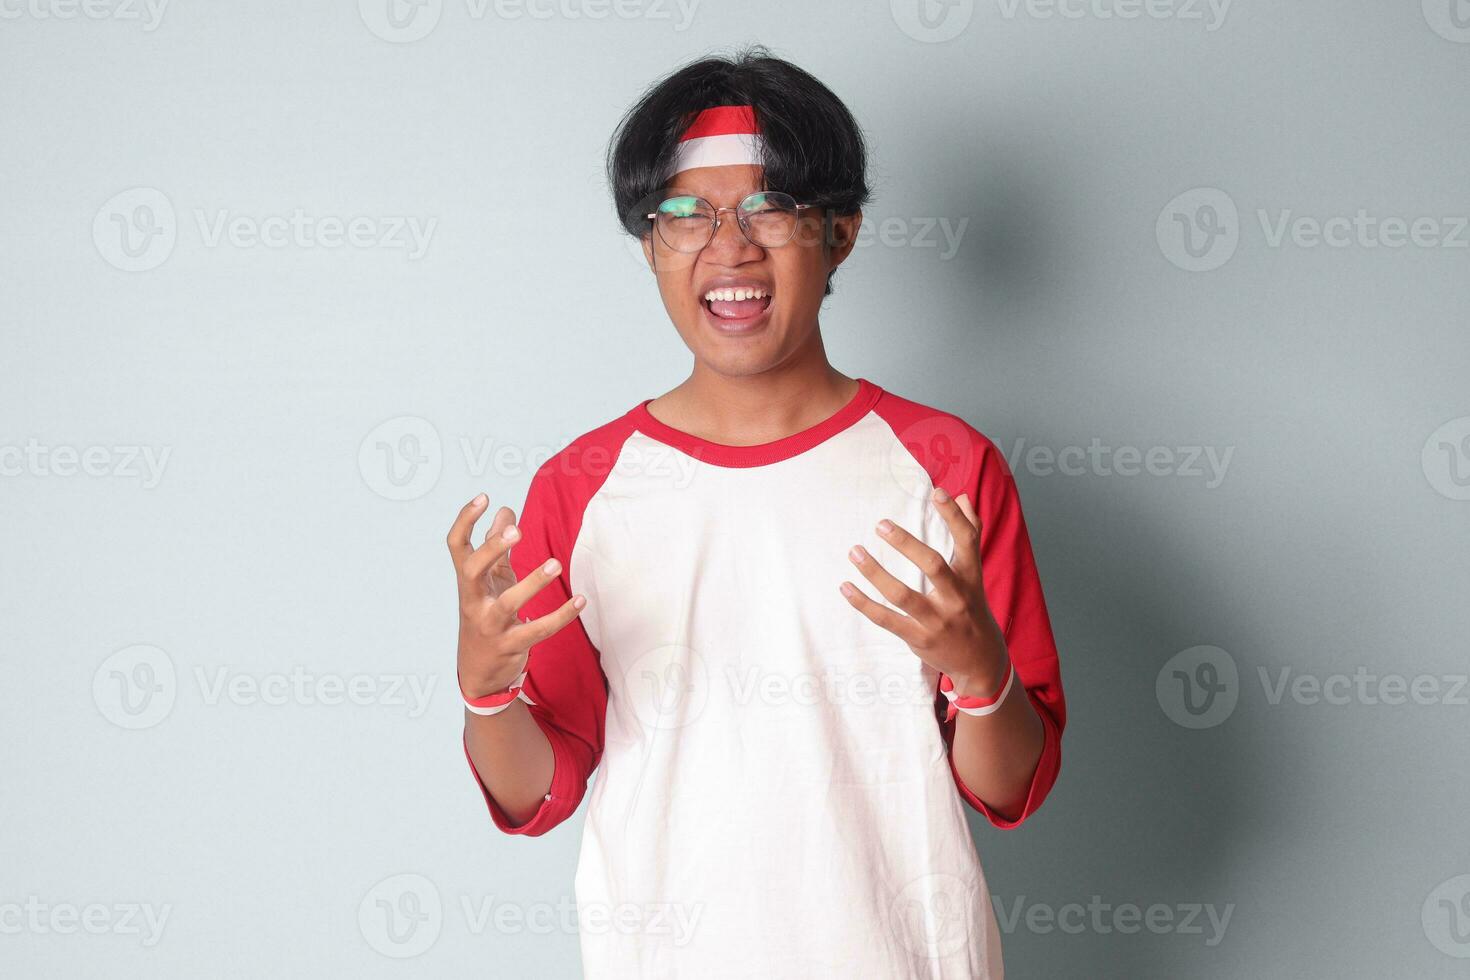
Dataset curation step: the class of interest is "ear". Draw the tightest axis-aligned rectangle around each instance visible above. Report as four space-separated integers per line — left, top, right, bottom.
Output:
640 232 656 273
825 208 863 269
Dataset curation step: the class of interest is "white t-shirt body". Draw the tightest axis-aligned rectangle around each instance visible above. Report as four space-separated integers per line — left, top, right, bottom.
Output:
464 378 1066 979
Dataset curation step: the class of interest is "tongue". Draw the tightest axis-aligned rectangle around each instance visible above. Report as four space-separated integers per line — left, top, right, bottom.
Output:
708 296 770 319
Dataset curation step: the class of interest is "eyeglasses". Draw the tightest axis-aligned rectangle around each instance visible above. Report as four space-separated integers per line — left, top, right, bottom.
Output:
645 190 814 253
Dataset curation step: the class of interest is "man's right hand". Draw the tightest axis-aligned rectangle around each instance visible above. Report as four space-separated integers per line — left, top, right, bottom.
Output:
446 493 587 700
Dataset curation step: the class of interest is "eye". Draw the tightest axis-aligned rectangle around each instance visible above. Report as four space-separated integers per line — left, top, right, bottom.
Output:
741 191 797 217
658 196 705 218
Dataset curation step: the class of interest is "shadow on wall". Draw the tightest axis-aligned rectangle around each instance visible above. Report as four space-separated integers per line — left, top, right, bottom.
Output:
938 148 1079 351
938 147 1280 978
951 449 1281 979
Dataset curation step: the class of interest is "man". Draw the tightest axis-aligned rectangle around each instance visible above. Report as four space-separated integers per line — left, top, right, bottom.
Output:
448 48 1065 978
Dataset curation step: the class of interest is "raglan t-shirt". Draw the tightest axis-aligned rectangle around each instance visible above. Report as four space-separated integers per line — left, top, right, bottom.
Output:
463 377 1066 979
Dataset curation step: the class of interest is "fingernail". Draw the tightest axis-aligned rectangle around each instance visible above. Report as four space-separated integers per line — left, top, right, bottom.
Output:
473 493 487 506
877 519 894 535
502 525 519 542
542 558 561 576
572 595 587 609
849 545 868 563
932 487 949 503
839 582 855 597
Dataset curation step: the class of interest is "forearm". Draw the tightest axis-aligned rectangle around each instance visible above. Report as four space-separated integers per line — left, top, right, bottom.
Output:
464 701 555 825
949 662 1045 823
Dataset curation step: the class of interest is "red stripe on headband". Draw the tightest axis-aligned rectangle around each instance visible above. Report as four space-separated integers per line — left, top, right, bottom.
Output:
678 105 760 142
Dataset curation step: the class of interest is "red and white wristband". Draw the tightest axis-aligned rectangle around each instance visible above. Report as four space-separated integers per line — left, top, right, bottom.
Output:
939 661 1016 722
460 669 537 716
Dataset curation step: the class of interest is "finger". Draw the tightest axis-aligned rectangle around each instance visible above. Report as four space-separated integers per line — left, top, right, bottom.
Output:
838 581 927 647
874 517 961 596
446 493 489 564
485 547 518 598
930 488 981 579
480 507 522 596
496 555 565 616
508 594 588 648
462 507 520 584
847 545 938 624
954 493 986 574
482 506 516 545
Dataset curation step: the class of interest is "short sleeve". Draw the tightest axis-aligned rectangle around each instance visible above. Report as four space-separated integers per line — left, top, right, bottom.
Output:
463 464 609 837
938 436 1066 830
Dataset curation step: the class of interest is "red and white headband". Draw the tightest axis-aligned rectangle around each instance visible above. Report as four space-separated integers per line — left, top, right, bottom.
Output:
668 104 766 177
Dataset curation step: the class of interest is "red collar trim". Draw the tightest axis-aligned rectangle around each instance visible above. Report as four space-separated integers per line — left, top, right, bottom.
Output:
629 378 882 468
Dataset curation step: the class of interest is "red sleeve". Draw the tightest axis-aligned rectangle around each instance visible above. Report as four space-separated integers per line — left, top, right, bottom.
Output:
463 446 615 837
873 394 1066 830
938 435 1066 829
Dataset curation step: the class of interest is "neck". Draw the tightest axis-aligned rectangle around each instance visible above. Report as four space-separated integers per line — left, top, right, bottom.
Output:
653 332 859 446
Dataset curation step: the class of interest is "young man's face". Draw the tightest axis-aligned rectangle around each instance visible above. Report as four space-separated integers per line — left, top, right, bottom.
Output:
640 164 860 379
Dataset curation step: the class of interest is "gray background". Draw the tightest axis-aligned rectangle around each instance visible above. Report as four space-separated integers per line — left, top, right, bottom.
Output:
2 1 1468 977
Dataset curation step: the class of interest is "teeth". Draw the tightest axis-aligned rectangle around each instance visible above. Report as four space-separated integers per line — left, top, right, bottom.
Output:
703 287 769 303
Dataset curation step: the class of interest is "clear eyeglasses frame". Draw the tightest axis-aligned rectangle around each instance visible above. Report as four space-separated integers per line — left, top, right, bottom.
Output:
644 190 816 253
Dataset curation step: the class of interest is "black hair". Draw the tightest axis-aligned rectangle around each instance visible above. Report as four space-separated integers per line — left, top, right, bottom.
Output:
606 46 871 296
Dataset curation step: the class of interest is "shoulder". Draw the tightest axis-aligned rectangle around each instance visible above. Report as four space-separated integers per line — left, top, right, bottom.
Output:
523 409 642 517
868 380 1015 491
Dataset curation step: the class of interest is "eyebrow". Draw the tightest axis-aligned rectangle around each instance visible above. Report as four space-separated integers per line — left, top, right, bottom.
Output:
662 185 769 202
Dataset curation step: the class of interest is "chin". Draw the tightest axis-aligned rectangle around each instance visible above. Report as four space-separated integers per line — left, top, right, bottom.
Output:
693 344 789 379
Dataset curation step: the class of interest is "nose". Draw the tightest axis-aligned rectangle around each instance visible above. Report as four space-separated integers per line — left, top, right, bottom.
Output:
704 207 765 260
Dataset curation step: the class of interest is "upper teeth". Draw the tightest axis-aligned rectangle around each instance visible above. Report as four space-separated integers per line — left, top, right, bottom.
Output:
704 287 769 302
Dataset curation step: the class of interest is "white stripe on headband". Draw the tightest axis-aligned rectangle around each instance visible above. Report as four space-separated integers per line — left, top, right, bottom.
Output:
670 132 766 175
667 105 766 178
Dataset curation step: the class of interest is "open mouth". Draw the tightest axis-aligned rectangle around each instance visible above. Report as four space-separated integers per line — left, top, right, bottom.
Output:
701 287 773 332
